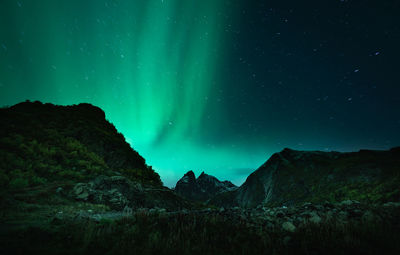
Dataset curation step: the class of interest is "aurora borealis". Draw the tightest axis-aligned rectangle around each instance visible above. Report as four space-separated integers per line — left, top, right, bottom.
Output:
1 0 400 187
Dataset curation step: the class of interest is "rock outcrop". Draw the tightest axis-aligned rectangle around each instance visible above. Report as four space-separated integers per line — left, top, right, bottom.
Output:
72 175 190 211
175 171 237 201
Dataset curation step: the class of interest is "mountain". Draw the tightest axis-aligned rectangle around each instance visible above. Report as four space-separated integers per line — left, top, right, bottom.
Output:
0 101 160 187
175 171 237 201
0 101 189 210
210 148 400 208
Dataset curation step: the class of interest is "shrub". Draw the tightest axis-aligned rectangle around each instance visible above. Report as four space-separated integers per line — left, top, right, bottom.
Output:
9 177 29 189
30 175 47 185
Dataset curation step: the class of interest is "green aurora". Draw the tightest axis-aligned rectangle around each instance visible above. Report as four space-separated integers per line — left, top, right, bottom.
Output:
2 0 400 186
0 0 267 186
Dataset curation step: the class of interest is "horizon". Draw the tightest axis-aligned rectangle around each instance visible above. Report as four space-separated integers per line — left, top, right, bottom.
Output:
1 0 400 188
4 100 399 188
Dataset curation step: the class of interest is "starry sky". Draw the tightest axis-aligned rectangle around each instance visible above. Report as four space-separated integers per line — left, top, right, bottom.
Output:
1 0 400 187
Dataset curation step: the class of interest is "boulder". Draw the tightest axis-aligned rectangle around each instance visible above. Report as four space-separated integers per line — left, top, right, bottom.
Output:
309 215 322 224
282 221 296 232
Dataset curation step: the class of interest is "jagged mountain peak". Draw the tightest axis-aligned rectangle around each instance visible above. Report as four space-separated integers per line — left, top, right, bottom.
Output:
174 171 237 202
183 170 196 180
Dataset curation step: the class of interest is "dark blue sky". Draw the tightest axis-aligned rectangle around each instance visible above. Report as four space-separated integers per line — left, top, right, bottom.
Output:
215 0 400 151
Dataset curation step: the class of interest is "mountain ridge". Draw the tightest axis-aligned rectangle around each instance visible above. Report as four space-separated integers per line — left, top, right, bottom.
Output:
209 147 400 208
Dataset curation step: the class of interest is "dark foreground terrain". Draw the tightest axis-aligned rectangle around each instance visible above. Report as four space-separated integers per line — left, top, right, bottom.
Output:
1 194 400 255
1 102 399 254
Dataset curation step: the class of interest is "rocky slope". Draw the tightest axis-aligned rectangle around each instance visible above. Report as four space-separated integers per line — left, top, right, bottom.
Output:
0 101 162 187
0 101 189 212
72 175 189 211
210 147 400 208
175 171 237 201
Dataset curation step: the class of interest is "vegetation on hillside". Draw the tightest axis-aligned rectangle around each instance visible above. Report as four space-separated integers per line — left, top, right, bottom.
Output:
0 101 162 189
267 148 400 206
210 148 400 208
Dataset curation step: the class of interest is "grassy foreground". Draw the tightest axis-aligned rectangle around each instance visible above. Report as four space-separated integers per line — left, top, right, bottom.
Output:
1 207 399 255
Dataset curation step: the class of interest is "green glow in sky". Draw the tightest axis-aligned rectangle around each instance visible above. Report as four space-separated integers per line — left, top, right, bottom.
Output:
0 0 269 186
3 0 399 186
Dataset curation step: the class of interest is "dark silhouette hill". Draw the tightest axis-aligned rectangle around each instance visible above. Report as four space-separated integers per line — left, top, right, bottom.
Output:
0 100 161 188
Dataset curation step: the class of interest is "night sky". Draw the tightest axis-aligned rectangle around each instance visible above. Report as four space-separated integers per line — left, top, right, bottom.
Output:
1 0 400 187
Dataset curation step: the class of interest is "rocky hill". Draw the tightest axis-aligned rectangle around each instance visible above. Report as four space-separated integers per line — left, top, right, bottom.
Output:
0 101 189 210
0 101 161 187
175 171 237 201
210 148 400 208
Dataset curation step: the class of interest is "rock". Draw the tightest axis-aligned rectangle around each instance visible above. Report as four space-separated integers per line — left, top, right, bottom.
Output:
300 211 318 218
383 202 400 207
51 211 65 225
340 200 354 206
123 206 133 216
73 183 92 201
282 221 296 232
108 189 128 209
340 200 360 206
110 176 127 182
72 175 189 211
77 192 89 200
338 211 348 222
309 215 322 224
302 202 318 210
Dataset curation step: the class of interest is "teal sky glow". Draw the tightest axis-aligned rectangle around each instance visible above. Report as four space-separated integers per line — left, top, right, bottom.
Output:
0 0 270 186
2 0 400 187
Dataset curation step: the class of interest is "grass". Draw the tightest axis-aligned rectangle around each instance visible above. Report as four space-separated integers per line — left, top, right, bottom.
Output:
1 208 399 255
